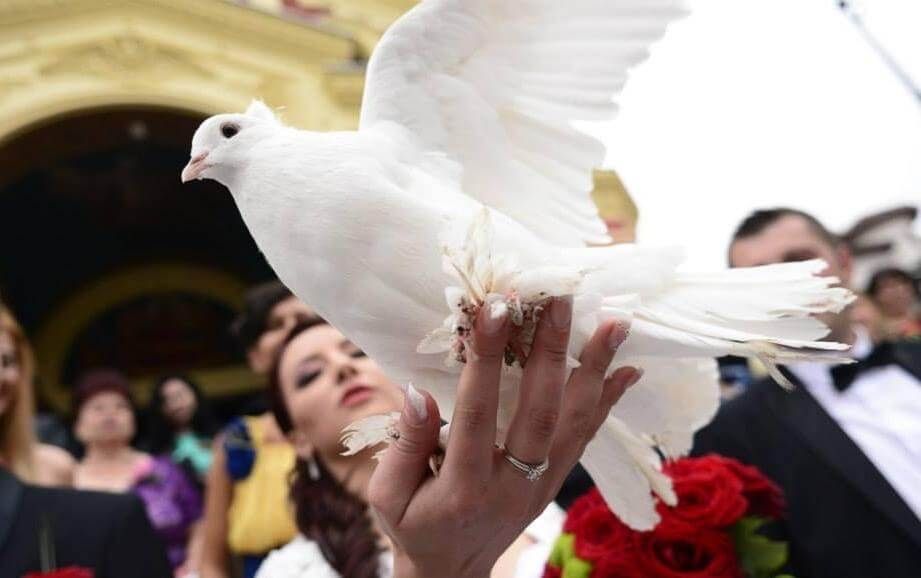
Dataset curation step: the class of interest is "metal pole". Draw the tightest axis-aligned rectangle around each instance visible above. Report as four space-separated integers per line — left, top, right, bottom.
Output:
837 0 921 106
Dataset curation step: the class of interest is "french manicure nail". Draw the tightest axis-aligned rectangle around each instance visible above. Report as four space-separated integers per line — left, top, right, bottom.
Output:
608 321 630 351
549 296 572 329
480 300 508 335
401 382 428 425
628 368 644 388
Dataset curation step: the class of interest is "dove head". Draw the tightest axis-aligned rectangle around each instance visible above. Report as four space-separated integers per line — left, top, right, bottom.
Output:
182 100 281 187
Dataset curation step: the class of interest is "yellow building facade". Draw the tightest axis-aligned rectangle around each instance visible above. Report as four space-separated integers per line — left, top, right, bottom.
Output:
0 0 636 412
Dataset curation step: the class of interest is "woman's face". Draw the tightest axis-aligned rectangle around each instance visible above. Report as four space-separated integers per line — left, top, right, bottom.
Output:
75 391 135 447
875 276 916 317
161 378 197 429
277 325 403 457
248 297 317 374
0 331 21 417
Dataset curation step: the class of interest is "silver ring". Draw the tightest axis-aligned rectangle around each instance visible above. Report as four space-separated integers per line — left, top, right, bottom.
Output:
500 446 549 482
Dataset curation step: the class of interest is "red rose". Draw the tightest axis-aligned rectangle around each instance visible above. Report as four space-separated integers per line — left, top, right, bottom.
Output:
542 565 562 578
564 488 606 533
573 506 633 563
634 527 742 578
659 457 748 531
24 567 94 578
714 456 786 519
592 550 641 578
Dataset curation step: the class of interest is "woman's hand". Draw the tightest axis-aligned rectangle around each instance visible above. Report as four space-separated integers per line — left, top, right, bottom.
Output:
368 297 641 578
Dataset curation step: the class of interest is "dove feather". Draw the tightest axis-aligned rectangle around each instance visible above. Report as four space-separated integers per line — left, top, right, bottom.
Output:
189 0 858 531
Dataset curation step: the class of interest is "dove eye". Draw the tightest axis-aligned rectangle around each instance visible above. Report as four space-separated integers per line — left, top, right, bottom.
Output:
221 123 240 139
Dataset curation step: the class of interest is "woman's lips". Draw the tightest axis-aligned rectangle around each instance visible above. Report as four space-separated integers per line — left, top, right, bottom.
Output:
340 384 375 408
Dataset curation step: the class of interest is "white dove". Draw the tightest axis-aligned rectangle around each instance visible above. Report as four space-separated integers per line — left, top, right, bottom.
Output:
182 0 853 530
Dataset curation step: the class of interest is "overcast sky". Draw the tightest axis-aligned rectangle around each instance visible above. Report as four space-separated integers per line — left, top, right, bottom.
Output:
585 0 921 269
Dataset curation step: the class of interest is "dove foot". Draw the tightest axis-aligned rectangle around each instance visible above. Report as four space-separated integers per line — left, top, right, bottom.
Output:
448 293 551 369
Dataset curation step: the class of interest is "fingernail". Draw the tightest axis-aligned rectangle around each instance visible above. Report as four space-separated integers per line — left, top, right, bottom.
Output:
400 382 427 425
608 321 630 352
479 300 508 335
627 368 644 388
549 296 572 330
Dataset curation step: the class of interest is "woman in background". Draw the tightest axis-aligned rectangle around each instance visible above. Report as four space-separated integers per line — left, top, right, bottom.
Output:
145 374 219 482
867 268 921 339
72 369 203 573
199 281 317 578
0 302 74 486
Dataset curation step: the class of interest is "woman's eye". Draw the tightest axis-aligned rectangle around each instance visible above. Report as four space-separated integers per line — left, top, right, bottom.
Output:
296 371 320 389
350 349 367 359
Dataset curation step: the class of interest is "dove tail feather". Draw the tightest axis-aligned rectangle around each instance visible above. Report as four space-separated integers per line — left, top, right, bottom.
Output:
594 258 855 365
579 416 674 531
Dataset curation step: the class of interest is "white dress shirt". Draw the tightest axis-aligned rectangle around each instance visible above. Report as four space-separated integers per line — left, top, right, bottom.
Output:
788 328 921 521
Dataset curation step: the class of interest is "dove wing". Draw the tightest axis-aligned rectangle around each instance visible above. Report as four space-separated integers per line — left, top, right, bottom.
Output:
359 0 687 246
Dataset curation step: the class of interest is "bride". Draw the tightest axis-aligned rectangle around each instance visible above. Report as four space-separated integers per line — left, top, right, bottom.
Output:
258 298 639 578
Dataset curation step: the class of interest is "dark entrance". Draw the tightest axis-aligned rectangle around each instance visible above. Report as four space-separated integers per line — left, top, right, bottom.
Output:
0 107 275 418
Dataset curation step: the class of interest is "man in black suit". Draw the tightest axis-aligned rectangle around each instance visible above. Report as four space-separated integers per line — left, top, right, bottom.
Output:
694 208 921 578
0 467 172 578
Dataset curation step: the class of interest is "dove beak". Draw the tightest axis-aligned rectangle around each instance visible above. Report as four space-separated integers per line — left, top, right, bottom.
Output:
181 152 210 183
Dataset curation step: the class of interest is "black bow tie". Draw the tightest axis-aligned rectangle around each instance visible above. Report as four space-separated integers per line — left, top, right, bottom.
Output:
830 341 897 392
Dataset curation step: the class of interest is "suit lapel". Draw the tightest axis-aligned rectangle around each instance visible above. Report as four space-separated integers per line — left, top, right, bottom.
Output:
0 467 24 552
893 341 921 380
765 369 921 549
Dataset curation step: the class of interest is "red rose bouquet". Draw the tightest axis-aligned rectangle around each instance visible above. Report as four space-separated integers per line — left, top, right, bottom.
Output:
544 455 791 578
24 569 94 578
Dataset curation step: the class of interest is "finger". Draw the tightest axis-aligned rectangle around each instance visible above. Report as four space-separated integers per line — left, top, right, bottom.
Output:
589 367 643 437
547 320 628 470
502 297 572 469
545 365 642 495
367 384 441 524
441 301 510 482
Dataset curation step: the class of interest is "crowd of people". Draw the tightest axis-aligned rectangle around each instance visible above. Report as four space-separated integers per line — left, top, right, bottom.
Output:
1 206 919 578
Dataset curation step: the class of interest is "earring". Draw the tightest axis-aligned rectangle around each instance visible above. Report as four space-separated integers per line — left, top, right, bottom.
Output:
307 454 321 481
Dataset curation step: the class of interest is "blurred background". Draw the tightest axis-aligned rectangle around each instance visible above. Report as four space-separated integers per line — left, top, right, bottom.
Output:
0 0 917 420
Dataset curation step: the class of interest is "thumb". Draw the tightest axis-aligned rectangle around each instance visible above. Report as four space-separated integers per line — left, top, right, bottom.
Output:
368 383 441 524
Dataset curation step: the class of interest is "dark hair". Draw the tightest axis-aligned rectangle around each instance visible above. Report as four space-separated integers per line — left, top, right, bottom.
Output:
230 280 293 352
866 268 920 299
144 374 219 455
72 368 140 454
268 319 381 578
73 368 134 417
731 208 840 248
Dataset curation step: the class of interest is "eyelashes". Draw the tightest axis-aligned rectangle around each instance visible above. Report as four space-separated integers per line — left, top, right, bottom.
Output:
293 348 366 388
296 371 321 389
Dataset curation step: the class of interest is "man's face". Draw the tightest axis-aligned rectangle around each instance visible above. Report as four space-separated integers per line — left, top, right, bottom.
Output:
729 214 853 341
729 215 851 283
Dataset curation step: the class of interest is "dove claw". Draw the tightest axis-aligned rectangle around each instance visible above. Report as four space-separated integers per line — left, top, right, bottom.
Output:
417 209 584 370
428 453 444 477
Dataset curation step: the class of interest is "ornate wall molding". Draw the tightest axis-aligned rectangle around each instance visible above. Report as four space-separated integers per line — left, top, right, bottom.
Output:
0 0 376 143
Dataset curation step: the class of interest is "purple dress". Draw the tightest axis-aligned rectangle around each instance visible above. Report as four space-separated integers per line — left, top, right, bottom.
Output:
131 455 203 569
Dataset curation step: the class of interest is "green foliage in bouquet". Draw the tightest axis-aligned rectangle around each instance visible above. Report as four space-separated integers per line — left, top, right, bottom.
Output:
543 455 794 578
731 517 791 578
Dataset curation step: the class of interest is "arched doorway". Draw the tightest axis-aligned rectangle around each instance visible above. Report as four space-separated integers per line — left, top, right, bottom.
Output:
0 107 274 415
0 0 389 420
